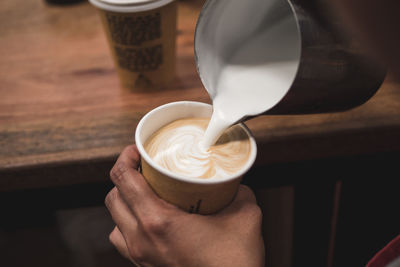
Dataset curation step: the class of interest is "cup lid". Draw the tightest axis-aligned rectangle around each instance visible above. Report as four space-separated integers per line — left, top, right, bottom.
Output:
98 0 158 6
89 0 174 12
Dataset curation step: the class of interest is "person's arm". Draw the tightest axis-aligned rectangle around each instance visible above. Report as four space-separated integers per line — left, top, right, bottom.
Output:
105 145 265 267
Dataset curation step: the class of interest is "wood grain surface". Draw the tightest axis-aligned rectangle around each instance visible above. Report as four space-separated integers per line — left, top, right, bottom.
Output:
1 0 400 191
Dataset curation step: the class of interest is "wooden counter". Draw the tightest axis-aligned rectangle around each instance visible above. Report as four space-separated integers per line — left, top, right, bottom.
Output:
1 0 399 191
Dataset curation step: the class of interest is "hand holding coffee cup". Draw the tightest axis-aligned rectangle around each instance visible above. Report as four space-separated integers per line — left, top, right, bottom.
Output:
135 101 257 214
106 145 264 266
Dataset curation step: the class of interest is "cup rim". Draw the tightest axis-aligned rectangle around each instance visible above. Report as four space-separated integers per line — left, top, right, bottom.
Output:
89 0 175 13
135 101 257 185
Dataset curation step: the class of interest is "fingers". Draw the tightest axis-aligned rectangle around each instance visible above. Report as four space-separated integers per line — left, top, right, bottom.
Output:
110 145 172 219
109 226 131 260
105 187 138 238
236 185 258 203
115 145 141 170
227 185 257 209
110 227 142 267
217 185 261 218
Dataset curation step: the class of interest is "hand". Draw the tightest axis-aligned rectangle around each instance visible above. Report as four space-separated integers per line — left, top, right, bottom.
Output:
105 145 265 267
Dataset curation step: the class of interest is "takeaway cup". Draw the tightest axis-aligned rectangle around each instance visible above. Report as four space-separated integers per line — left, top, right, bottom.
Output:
90 0 177 90
135 101 257 214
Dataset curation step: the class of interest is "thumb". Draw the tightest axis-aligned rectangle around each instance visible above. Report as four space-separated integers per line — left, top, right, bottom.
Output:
216 185 259 217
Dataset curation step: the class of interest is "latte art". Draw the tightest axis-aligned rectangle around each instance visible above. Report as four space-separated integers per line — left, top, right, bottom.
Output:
144 118 251 179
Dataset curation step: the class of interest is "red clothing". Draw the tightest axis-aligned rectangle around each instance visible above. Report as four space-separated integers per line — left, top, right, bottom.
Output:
367 235 400 267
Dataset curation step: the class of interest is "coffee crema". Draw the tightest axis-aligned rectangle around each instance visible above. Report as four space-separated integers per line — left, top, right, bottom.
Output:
144 118 251 179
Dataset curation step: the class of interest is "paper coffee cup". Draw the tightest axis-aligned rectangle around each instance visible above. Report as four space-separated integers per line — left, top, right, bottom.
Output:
135 101 257 214
89 0 177 91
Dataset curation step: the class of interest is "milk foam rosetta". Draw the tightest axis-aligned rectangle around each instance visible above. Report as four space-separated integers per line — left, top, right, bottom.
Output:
144 118 251 179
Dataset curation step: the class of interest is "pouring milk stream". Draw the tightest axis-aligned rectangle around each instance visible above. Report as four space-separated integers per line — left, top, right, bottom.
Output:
199 14 300 149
